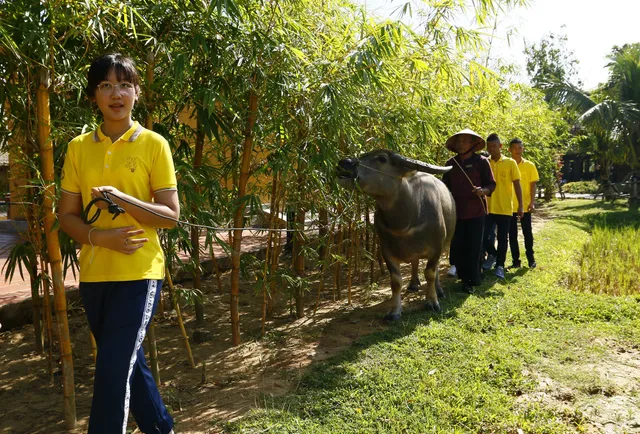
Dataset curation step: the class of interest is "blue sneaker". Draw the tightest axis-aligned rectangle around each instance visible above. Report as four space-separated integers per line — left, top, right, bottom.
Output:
495 266 505 279
482 254 496 271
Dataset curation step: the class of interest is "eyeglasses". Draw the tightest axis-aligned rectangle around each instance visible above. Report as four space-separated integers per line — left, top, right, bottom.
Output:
96 82 135 96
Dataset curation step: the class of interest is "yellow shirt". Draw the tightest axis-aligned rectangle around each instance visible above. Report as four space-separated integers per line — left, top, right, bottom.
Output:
61 122 177 282
487 155 520 216
512 158 539 212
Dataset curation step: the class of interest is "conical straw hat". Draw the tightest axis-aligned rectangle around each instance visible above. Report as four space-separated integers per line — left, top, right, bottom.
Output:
445 129 486 153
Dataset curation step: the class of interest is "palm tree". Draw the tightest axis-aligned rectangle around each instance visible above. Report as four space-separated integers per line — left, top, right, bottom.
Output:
544 45 640 204
605 43 640 166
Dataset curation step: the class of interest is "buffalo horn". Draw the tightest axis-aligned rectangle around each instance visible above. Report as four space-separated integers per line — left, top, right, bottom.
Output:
393 153 452 174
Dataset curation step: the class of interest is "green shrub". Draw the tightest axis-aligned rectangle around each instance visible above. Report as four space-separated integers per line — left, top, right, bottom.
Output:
563 180 598 194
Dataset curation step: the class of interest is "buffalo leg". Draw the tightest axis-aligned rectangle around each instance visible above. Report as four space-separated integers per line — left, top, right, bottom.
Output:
423 257 441 312
406 259 421 293
435 272 445 299
383 255 403 321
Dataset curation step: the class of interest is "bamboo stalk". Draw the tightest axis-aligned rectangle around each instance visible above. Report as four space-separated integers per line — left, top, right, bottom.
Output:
355 223 362 285
372 232 379 283
192 124 205 326
356 200 363 284
292 156 307 318
261 174 279 335
347 222 353 305
38 68 76 429
28 189 43 353
267 179 284 319
318 208 328 259
334 224 345 300
293 206 306 318
41 254 55 382
145 50 155 131
208 241 223 293
260 229 272 337
145 52 166 318
165 269 196 369
314 221 336 314
30 252 43 353
230 78 258 345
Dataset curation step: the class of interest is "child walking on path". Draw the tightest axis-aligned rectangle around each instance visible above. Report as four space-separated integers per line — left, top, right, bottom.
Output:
482 133 523 280
58 54 178 434
508 138 539 269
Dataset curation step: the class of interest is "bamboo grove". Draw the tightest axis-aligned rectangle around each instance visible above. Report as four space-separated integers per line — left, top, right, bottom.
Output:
1 0 567 428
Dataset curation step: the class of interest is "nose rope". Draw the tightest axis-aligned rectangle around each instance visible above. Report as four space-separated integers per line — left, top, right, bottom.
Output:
82 192 126 224
81 191 305 233
357 163 404 180
443 146 488 215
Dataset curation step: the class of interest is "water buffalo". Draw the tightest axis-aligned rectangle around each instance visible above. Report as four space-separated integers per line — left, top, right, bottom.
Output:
337 149 456 320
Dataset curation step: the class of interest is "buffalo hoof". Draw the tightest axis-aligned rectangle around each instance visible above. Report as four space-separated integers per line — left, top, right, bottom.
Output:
406 284 421 293
425 301 441 313
384 312 402 321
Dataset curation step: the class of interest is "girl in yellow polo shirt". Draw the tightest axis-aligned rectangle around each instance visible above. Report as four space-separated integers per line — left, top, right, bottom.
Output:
59 54 177 434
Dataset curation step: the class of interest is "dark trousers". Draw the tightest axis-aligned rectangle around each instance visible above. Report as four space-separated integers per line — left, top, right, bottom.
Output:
80 280 174 434
509 212 534 264
450 216 485 286
483 221 496 258
484 214 512 268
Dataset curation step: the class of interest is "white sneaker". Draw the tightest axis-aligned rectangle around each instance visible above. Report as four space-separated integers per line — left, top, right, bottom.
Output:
447 265 457 277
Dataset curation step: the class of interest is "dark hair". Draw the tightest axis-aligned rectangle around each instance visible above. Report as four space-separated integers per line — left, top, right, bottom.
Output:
509 137 523 146
86 53 140 98
486 133 500 143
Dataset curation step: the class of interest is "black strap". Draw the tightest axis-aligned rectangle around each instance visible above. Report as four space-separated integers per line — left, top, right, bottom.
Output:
81 193 126 224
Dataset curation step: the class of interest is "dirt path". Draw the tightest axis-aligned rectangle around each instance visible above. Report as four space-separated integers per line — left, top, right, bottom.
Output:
0 208 565 434
0 259 412 433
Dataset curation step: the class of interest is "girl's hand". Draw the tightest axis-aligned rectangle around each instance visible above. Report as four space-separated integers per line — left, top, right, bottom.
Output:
94 226 148 254
91 186 122 210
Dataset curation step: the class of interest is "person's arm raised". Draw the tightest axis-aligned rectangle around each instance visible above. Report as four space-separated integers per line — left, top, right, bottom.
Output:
89 186 180 229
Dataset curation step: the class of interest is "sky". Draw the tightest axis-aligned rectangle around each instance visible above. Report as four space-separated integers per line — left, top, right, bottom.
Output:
354 0 640 90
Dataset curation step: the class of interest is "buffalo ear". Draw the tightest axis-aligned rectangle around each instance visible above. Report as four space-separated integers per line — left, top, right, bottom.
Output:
391 152 452 174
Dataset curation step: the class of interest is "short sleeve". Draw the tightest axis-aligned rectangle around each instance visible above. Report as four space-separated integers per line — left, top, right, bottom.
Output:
511 160 521 181
480 157 496 193
150 136 177 192
530 163 540 182
60 141 81 194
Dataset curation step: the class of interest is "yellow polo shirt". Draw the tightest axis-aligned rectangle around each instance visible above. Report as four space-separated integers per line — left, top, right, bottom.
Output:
61 122 177 282
512 158 539 212
487 155 520 216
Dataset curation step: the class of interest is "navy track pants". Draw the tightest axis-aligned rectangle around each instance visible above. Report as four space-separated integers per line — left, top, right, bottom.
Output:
80 279 174 434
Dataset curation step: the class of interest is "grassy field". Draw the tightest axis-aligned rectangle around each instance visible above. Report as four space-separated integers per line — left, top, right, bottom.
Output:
225 200 640 434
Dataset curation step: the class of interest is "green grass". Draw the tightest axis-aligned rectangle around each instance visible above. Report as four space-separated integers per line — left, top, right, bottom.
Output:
225 199 640 434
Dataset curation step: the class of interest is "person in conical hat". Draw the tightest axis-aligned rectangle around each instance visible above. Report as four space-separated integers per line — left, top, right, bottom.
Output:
445 128 486 155
442 129 496 293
